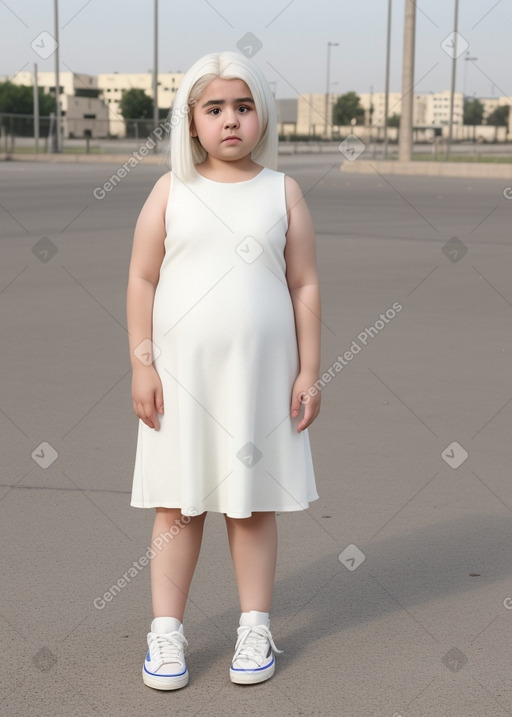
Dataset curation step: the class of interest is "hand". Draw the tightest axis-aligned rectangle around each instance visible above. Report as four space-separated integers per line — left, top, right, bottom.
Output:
290 371 321 432
131 365 164 430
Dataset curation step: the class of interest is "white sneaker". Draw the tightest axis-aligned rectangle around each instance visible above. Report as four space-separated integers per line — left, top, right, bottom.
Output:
142 623 189 690
230 615 283 685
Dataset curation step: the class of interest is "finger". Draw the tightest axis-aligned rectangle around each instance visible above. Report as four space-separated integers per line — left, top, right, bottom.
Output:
143 403 159 431
297 399 316 432
155 384 164 414
134 402 150 429
291 389 307 417
297 409 310 432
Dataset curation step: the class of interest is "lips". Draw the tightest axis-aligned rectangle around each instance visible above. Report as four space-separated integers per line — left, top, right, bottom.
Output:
223 136 241 142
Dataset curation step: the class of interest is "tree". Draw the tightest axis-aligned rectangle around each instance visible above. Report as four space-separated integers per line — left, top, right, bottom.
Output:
119 88 154 138
463 98 484 125
388 113 400 128
332 91 365 126
119 88 153 119
0 81 56 135
463 98 484 142
0 81 55 115
486 105 509 142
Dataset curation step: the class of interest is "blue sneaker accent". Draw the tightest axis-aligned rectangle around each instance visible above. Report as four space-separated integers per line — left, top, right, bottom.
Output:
143 662 187 678
142 628 189 690
230 624 283 685
231 656 275 673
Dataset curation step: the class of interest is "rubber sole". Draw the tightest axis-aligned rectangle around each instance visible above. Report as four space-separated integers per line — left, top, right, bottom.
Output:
230 662 275 685
142 666 189 690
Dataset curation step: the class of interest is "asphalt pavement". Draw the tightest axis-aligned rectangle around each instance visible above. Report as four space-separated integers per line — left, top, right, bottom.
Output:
1 154 512 716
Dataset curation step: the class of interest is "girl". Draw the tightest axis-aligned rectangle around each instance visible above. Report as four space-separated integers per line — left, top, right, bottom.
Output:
127 50 321 689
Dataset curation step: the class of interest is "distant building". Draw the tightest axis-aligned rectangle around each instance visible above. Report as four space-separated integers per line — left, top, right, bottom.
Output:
296 94 331 137
275 98 297 137
358 92 406 127
424 91 464 127
97 72 184 136
3 69 184 138
479 96 511 122
2 69 510 141
297 91 466 138
4 71 109 138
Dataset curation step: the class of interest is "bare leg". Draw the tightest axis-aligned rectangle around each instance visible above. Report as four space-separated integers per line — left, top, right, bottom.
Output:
224 511 277 612
150 508 207 622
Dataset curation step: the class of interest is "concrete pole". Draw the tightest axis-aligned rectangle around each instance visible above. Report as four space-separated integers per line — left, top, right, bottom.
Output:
152 0 159 151
398 0 416 161
324 42 338 139
383 0 392 159
33 63 39 155
53 0 61 153
324 43 331 139
446 0 460 159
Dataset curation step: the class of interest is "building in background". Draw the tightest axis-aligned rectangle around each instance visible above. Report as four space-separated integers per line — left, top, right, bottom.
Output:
480 96 512 121
275 98 297 137
2 69 184 138
296 94 330 137
2 69 509 142
97 72 184 136
3 71 109 138
297 91 466 138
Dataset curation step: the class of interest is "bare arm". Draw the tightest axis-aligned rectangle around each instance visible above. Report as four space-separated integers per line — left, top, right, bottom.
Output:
126 172 170 429
284 175 322 432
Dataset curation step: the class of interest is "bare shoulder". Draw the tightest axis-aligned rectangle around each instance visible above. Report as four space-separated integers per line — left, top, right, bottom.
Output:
153 171 171 199
284 174 304 209
141 171 171 220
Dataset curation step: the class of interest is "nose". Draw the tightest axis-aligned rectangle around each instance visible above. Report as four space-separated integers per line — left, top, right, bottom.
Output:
223 109 239 129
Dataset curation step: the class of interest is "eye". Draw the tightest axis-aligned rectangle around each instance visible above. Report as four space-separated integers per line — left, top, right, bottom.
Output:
238 105 251 113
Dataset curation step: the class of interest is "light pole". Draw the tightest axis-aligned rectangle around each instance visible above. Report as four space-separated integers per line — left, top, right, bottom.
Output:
463 52 478 98
53 0 61 153
446 0 460 160
383 0 392 159
324 41 339 138
152 0 159 152
33 63 39 154
398 0 416 161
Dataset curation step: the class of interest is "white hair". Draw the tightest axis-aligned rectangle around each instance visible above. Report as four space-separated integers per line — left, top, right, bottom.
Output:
163 51 278 183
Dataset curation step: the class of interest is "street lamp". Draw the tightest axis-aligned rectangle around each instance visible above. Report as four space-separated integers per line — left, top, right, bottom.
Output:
463 52 478 98
398 0 416 161
325 41 339 138
53 0 61 153
383 0 392 159
152 0 159 153
446 0 460 160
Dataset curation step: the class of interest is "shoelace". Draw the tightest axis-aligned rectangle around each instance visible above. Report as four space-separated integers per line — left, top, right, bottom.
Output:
148 631 188 668
232 624 283 666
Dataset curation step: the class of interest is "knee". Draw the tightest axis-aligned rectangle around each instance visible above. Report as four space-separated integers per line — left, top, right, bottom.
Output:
155 507 182 520
155 508 207 525
225 511 275 526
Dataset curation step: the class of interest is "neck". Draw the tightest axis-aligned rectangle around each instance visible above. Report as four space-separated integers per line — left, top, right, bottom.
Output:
197 155 261 181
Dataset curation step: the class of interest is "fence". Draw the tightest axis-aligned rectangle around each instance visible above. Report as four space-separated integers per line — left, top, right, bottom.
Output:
0 113 170 153
0 112 509 156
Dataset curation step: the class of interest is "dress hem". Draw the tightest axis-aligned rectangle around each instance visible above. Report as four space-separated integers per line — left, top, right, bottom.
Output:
129 496 319 519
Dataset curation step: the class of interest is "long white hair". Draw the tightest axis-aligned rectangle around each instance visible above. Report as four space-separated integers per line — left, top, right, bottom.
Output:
164 51 278 182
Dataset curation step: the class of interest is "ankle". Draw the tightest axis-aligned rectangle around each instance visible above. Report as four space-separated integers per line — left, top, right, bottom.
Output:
240 610 270 628
151 616 183 633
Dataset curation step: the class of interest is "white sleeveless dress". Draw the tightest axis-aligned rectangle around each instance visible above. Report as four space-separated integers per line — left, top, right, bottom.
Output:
130 166 318 518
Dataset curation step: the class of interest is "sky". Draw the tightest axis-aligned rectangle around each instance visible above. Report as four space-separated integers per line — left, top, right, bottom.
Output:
1 0 510 100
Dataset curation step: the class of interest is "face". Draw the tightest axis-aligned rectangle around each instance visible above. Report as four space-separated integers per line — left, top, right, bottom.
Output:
190 77 261 163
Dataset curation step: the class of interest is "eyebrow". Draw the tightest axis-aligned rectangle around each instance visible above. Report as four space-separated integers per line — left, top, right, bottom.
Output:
200 97 255 108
